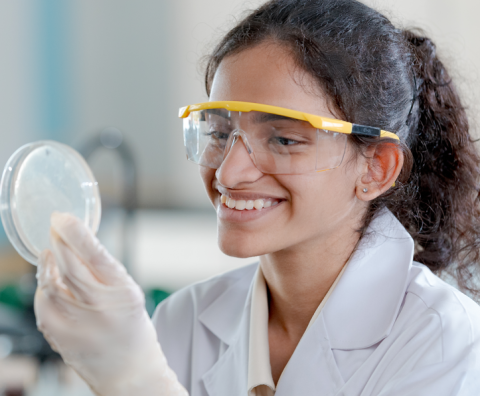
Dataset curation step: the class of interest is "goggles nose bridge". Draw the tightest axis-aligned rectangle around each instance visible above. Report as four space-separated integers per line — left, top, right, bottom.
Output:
224 130 254 160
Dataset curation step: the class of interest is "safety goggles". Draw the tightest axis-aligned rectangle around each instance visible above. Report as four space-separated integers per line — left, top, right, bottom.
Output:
178 101 399 175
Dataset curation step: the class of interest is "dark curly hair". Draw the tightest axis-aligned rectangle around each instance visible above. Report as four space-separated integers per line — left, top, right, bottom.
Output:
204 0 480 298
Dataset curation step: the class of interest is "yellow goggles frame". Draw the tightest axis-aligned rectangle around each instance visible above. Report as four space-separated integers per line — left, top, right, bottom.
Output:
179 101 399 141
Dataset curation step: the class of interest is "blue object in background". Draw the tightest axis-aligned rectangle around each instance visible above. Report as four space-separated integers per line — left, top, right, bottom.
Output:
35 0 73 142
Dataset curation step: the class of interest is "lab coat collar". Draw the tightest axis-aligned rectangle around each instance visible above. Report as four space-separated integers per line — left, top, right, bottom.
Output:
322 209 414 349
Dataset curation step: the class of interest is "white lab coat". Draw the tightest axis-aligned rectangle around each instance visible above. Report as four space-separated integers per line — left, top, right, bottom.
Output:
152 210 480 395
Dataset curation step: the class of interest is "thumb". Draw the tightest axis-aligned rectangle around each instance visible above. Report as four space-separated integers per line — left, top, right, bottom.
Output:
50 212 129 286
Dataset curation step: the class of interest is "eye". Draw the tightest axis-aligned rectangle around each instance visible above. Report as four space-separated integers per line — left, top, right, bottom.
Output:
271 136 301 146
204 131 230 140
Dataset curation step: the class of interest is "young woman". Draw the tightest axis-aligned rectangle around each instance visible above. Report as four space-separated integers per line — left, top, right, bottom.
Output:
35 0 480 395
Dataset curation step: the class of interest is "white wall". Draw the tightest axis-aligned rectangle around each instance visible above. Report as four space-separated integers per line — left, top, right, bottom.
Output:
69 0 264 209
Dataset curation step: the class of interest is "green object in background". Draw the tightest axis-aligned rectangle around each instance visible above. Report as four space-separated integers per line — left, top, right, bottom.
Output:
145 288 171 317
0 284 30 311
150 289 170 305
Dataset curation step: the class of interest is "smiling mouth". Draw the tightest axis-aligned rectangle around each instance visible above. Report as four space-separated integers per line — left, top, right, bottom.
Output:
220 194 283 211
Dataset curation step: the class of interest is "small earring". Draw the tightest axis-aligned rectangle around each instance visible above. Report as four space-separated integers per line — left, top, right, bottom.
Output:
363 188 368 193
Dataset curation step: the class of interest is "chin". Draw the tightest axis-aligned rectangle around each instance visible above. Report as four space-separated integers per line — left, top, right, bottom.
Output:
217 230 269 259
218 238 259 258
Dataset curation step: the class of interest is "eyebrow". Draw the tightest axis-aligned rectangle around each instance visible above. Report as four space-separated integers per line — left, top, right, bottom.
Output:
205 108 230 119
205 109 304 124
251 113 303 124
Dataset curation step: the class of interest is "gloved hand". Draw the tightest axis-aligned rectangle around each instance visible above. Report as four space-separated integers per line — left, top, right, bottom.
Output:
34 212 188 396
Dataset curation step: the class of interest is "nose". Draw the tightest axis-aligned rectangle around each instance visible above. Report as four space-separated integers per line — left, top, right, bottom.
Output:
215 132 263 187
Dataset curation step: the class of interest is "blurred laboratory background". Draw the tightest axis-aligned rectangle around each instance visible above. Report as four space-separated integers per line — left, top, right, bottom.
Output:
0 0 479 394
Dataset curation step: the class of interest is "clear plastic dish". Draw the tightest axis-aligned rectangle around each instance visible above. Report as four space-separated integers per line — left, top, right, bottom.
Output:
0 141 101 265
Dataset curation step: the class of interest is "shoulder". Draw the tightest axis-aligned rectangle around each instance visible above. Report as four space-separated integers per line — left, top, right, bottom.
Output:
404 262 480 355
374 263 480 393
407 263 480 331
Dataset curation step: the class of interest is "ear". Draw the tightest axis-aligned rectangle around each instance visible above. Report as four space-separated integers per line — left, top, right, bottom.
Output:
356 143 403 201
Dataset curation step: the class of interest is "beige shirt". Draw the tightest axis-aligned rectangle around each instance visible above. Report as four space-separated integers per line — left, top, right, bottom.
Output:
247 265 348 396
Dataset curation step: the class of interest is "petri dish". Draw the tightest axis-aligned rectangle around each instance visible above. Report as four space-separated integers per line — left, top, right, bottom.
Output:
0 141 101 265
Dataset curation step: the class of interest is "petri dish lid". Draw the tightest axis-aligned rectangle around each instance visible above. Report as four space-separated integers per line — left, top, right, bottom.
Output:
0 140 101 265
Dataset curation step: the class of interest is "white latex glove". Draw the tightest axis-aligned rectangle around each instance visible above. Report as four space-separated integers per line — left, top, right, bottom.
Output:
34 212 188 396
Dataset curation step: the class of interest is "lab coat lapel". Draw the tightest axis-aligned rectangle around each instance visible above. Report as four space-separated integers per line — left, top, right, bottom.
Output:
276 313 344 396
199 266 255 396
198 264 255 346
201 314 250 396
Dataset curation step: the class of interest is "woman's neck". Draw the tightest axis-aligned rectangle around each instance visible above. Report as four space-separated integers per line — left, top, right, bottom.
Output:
260 220 361 338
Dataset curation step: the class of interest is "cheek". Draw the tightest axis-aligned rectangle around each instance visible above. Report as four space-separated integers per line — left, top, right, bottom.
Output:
283 169 357 229
199 166 217 204
281 142 358 202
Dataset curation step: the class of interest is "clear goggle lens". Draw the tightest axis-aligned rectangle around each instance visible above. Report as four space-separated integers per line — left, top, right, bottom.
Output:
183 109 347 174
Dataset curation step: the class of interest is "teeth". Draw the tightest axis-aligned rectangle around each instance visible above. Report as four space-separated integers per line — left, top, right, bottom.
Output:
254 199 264 210
235 200 246 210
227 198 236 209
220 194 280 211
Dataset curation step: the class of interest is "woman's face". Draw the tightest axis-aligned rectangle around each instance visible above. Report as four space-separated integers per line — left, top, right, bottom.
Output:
201 42 368 258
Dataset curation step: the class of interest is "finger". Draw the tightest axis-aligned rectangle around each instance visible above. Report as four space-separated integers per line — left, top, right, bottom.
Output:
37 250 72 297
34 282 75 354
51 229 103 304
37 249 51 290
42 248 75 300
35 248 81 323
51 212 128 286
